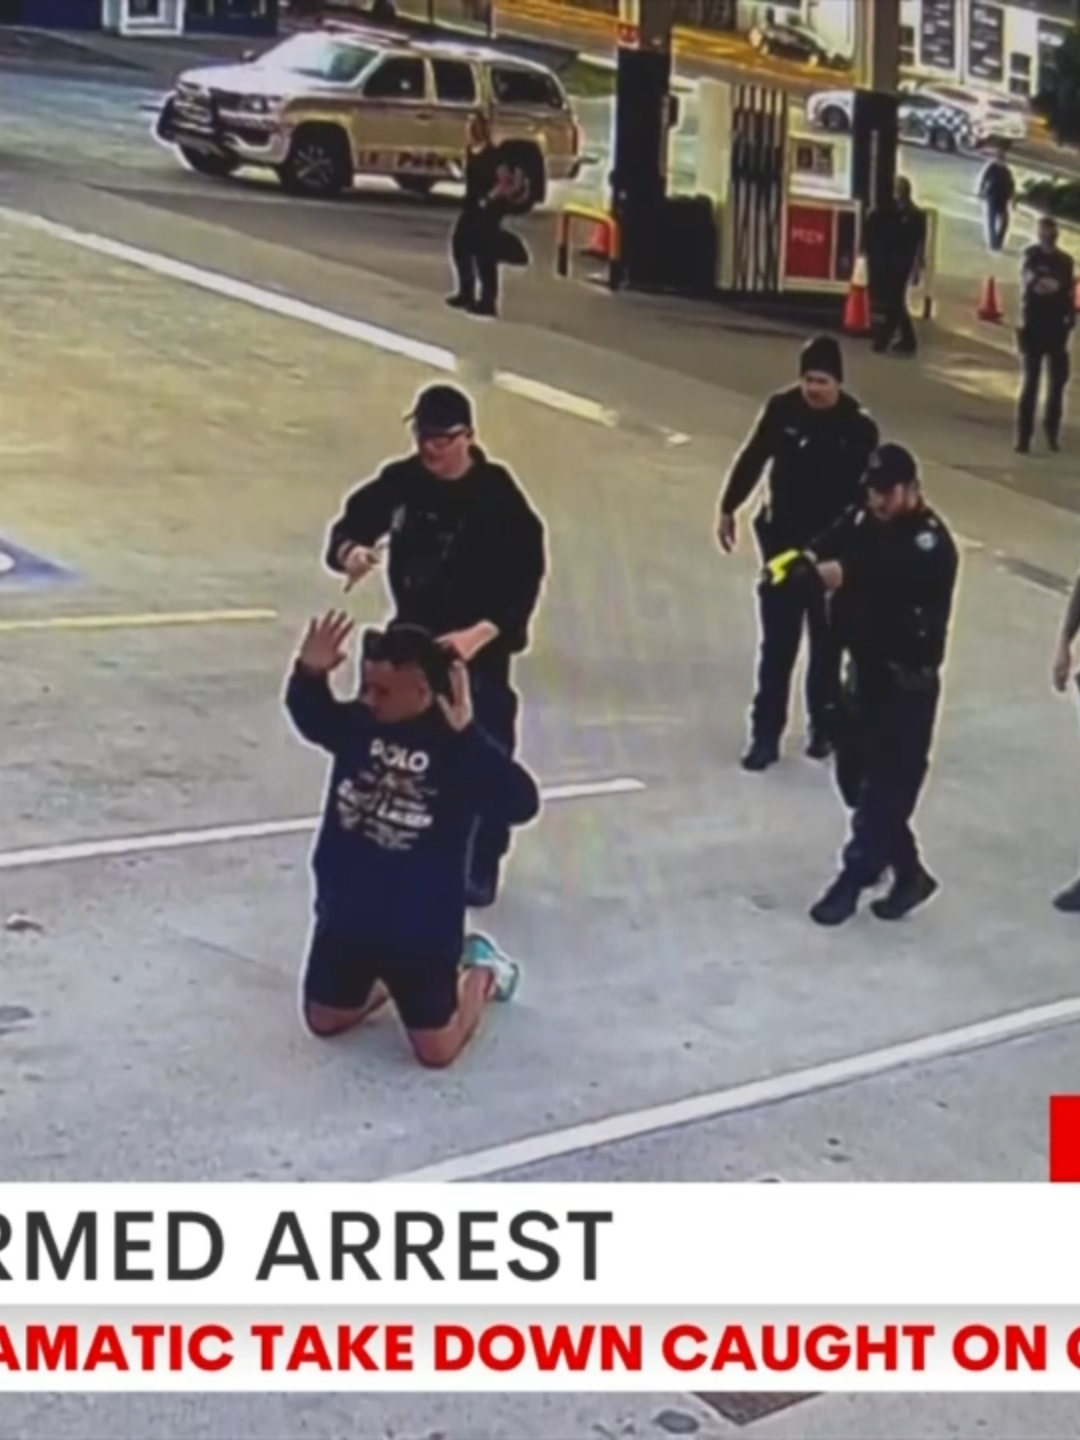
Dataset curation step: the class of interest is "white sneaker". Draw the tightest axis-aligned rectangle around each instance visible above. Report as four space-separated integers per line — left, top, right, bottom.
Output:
462 932 522 1002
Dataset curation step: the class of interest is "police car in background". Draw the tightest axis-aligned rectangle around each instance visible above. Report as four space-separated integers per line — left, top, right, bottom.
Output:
154 24 583 206
806 80 1028 153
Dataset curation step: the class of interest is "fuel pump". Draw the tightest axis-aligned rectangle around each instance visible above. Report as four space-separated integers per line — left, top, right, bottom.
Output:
610 0 679 288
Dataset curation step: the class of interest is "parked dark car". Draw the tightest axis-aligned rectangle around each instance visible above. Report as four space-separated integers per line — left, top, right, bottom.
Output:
747 20 849 70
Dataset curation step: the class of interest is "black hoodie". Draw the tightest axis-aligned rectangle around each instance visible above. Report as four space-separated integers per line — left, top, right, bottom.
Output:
719 386 880 558
326 448 547 682
286 668 540 952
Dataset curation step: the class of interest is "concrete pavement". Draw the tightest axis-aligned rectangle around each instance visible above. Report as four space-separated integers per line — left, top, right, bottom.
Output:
0 60 1045 346
6 68 1080 1440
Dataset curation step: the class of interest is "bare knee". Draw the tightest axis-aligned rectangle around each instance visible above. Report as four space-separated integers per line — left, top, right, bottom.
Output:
304 1001 365 1039
407 1029 465 1069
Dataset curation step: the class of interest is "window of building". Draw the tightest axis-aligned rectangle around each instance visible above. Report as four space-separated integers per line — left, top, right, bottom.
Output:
899 23 915 68
1008 50 1032 98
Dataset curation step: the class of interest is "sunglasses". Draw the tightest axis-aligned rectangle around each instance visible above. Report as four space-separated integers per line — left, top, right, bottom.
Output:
413 424 470 444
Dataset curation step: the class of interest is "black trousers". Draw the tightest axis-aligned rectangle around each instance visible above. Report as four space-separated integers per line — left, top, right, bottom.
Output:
834 664 939 886
751 580 842 745
870 279 916 354
450 208 501 307
1017 336 1069 445
466 669 521 904
985 204 1009 253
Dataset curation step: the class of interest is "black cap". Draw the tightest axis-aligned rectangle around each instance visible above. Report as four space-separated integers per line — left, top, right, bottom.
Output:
799 334 844 383
864 442 919 490
405 383 474 436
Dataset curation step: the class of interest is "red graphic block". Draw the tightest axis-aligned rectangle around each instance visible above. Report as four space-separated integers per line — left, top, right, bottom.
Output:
1049 1096 1080 1181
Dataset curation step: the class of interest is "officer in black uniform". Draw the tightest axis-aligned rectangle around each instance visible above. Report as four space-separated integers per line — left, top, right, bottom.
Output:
324 382 548 909
1016 215 1076 454
717 335 880 771
764 443 959 926
863 177 928 357
1050 567 1080 912
446 112 527 319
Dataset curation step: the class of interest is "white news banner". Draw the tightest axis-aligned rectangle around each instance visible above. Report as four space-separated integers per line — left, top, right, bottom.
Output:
0 1184 1078 1390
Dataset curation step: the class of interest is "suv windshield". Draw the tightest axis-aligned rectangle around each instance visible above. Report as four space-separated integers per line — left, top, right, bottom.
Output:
257 34 378 83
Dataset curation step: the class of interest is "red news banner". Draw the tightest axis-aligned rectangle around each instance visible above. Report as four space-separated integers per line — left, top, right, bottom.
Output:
4 1179 1080 1391
4 1315 1080 1388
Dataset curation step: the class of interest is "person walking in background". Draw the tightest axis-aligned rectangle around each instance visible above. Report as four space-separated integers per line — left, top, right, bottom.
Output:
863 176 928 357
1016 215 1076 454
446 111 527 319
717 336 879 772
977 148 1016 254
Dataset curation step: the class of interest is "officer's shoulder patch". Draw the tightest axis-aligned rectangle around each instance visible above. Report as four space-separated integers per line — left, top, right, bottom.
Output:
915 529 938 551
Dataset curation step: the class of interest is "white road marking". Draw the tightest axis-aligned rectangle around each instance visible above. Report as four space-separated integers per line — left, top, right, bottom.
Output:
383 993 1080 1182
0 778 646 874
0 208 459 373
494 370 618 426
0 207 678 443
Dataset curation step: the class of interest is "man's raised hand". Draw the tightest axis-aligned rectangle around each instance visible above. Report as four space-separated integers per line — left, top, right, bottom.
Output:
298 611 355 676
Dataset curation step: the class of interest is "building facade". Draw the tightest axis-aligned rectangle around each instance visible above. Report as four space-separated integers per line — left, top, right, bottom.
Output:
805 0 1074 98
0 0 277 34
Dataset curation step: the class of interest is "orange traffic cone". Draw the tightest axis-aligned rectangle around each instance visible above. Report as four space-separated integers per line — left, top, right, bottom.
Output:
977 274 1003 322
581 220 611 260
843 255 871 336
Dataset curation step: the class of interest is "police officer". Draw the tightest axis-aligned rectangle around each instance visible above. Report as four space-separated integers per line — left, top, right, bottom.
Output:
1049 569 1080 912
863 177 928 357
717 335 880 771
764 443 959 926
1016 216 1076 455
324 382 548 909
446 112 526 320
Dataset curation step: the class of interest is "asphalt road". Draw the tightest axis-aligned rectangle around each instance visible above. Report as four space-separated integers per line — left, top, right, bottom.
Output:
4 67 1080 1440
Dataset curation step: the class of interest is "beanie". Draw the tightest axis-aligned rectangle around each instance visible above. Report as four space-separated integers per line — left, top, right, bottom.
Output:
799 334 844 383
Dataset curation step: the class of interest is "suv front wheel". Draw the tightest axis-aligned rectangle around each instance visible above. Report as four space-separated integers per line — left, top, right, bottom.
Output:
279 125 353 198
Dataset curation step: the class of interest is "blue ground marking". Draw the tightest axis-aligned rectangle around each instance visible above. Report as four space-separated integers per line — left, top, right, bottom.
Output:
0 536 78 588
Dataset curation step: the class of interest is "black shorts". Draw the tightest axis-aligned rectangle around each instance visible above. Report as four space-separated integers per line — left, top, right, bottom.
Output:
302 925 460 1032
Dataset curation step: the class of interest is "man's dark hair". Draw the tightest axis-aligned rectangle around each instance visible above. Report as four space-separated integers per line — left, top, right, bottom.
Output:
361 623 453 697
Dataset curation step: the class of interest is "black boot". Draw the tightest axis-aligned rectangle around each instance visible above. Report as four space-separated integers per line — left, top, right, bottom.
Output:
1053 878 1080 913
741 738 780 772
809 872 863 927
446 292 473 310
871 865 939 920
805 732 833 761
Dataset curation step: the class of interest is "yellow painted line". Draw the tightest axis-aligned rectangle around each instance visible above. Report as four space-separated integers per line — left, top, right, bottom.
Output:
0 608 278 635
